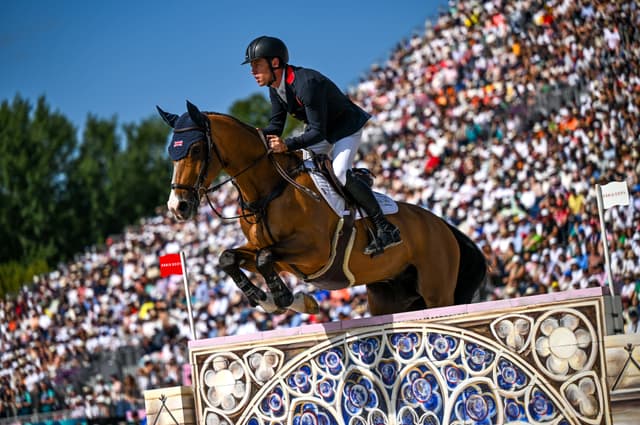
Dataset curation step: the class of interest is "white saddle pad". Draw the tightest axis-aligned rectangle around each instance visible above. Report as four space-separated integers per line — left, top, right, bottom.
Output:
305 160 398 219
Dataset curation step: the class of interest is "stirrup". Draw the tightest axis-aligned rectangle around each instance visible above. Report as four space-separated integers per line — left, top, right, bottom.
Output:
363 228 402 256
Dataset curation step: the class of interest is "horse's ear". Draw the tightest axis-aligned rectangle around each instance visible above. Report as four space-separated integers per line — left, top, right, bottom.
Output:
156 106 178 128
186 100 208 129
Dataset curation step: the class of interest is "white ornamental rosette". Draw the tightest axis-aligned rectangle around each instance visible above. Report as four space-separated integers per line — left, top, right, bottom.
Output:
531 309 597 380
490 314 534 354
242 347 285 385
560 370 604 424
200 352 250 414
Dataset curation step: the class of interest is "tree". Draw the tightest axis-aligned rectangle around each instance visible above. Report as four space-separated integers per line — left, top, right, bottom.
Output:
63 115 172 255
114 117 172 224
0 95 77 264
229 93 272 128
0 96 173 295
228 92 303 137
62 115 120 251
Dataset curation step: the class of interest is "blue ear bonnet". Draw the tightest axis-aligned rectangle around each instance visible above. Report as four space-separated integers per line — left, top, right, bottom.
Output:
168 113 206 161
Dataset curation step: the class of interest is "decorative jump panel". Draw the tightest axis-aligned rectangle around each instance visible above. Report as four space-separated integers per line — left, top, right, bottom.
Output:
188 288 611 425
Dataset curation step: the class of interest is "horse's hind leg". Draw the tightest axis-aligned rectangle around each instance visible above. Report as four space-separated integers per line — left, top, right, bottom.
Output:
256 248 320 314
366 266 426 316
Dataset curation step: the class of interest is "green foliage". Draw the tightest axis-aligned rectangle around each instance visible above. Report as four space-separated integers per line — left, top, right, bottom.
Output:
0 96 77 264
229 93 272 128
0 95 171 296
0 258 48 298
117 118 173 222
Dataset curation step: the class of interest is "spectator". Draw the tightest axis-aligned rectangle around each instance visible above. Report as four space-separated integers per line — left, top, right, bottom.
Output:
37 381 57 413
626 309 640 334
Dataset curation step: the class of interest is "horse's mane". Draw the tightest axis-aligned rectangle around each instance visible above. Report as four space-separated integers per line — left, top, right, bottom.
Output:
203 111 303 164
203 111 260 137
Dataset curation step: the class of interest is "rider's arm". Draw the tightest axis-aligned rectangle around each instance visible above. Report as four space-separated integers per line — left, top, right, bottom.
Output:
284 77 328 150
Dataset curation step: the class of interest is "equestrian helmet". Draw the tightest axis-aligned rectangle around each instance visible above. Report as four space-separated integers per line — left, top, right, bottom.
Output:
242 36 288 66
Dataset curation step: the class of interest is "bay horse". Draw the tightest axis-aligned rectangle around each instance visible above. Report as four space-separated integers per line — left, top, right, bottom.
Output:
158 101 487 316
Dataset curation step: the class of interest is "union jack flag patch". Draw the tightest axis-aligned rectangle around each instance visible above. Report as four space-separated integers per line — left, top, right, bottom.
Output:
173 140 184 147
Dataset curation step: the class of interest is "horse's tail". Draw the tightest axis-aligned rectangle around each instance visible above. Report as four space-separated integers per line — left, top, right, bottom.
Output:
442 220 488 305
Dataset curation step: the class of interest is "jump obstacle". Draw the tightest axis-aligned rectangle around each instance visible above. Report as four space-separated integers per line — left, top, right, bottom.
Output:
144 287 640 424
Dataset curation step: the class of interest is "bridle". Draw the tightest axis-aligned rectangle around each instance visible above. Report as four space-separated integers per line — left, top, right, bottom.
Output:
171 117 320 222
170 119 267 220
170 122 224 197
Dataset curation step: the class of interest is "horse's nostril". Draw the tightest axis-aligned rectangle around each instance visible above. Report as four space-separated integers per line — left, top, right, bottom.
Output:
177 201 189 213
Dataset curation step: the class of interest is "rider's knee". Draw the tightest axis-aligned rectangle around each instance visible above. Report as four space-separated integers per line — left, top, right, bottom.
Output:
333 164 348 186
347 168 373 188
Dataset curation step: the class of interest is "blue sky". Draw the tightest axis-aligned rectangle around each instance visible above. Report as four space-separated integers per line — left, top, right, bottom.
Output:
1 0 447 133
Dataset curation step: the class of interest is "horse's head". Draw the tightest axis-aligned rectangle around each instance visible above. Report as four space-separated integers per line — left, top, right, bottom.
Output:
158 101 224 221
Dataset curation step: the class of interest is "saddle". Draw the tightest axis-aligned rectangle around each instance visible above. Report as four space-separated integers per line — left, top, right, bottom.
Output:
311 153 374 197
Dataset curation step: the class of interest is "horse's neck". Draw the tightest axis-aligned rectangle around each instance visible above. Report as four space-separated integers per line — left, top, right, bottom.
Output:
209 114 302 203
222 132 285 201
234 153 300 202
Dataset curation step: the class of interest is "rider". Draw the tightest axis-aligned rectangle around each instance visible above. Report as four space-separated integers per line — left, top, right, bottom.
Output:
242 35 401 256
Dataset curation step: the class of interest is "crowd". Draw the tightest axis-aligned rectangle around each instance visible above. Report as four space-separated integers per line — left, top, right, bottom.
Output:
350 0 639 301
1 0 639 422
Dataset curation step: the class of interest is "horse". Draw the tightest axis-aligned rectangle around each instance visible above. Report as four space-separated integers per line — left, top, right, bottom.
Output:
158 100 487 316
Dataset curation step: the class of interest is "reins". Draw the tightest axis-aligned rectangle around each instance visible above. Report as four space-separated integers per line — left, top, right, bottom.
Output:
257 130 322 203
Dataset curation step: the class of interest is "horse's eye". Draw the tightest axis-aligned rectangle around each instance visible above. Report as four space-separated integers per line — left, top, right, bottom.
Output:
191 145 202 156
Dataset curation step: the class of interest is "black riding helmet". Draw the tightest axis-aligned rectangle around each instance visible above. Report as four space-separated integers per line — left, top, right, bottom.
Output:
241 36 289 67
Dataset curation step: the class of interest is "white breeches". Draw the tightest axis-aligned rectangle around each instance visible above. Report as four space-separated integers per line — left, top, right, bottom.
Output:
305 129 362 185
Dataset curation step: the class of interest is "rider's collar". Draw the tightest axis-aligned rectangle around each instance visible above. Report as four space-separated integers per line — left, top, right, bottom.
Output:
276 67 287 104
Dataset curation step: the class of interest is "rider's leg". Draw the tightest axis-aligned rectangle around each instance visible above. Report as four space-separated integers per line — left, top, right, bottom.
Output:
331 132 359 185
332 130 401 256
344 170 402 256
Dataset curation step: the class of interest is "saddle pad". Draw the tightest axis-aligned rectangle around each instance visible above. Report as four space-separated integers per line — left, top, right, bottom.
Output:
305 160 398 219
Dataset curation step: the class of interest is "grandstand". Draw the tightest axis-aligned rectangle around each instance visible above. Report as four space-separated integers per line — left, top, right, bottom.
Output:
1 0 638 423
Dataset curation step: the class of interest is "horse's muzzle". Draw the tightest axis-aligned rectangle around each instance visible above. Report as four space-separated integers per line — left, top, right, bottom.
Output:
168 191 197 221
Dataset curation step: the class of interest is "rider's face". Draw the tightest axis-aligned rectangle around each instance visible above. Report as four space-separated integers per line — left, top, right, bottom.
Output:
250 57 281 87
250 58 272 87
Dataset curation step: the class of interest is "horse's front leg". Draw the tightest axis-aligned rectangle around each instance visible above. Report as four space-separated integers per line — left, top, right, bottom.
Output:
256 248 293 308
219 248 282 313
256 248 319 314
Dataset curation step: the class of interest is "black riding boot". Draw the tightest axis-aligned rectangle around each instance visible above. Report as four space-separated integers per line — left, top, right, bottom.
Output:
344 171 402 256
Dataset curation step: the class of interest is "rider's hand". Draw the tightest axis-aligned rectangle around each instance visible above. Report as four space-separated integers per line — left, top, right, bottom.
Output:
267 135 288 153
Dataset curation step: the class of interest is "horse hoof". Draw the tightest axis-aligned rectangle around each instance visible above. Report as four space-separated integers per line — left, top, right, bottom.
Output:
290 293 320 314
275 292 294 309
257 294 281 313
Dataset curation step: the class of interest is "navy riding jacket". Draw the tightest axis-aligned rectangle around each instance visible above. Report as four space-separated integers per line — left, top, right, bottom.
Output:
262 65 371 151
